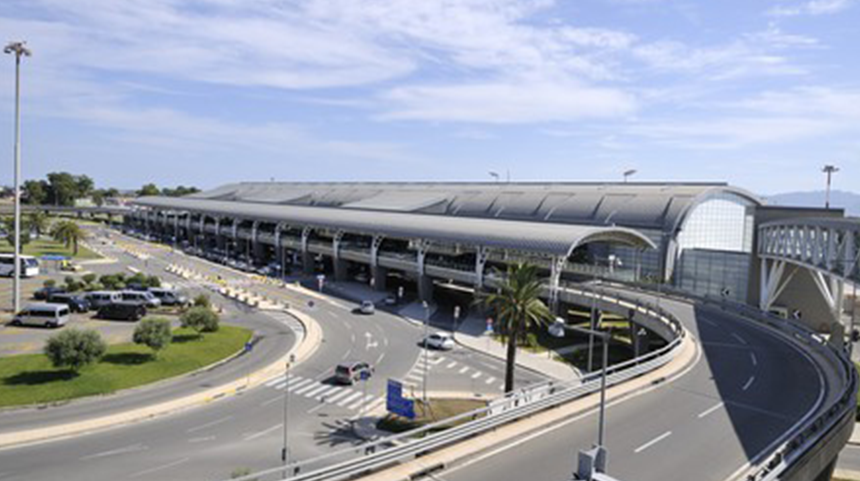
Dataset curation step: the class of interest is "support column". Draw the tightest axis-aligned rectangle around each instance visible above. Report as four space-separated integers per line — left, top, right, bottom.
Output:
215 218 225 251
474 247 489 290
301 227 313 274
172 212 179 244
416 240 433 302
370 236 387 292
332 231 347 282
548 256 565 314
275 223 286 278
230 219 240 259
249 221 259 263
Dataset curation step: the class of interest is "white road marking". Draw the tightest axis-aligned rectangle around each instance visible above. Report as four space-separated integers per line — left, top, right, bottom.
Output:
634 431 672 454
406 373 423 382
243 423 283 441
348 395 377 411
313 385 342 400
293 381 322 395
731 332 748 345
303 383 334 398
485 376 496 384
365 398 386 412
261 395 283 407
280 377 314 391
750 353 758 366
446 361 458 369
128 457 191 478
337 391 363 406
376 352 386 365
265 375 287 387
80 443 147 461
458 367 470 375
429 356 446 365
187 436 216 443
742 375 756 391
697 402 725 419
471 372 482 379
186 415 233 433
322 388 354 404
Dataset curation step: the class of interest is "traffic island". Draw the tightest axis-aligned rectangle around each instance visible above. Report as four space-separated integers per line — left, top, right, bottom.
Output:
0 325 251 409
376 398 488 434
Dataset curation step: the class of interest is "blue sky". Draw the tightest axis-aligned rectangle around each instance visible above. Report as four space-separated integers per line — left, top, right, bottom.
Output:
0 0 858 195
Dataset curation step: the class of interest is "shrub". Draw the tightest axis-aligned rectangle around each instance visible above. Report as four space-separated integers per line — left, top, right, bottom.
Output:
64 279 82 292
43 329 107 373
180 307 219 336
43 279 56 288
99 274 119 290
133 318 172 358
82 273 97 285
193 294 211 309
146 275 161 288
524 332 540 349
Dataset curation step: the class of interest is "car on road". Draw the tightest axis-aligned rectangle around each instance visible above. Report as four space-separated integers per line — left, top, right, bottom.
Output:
423 332 455 350
86 291 122 309
33 286 65 300
97 301 147 321
383 295 397 306
120 290 162 308
46 293 91 313
357 300 375 315
148 287 189 306
334 361 374 385
11 303 70 328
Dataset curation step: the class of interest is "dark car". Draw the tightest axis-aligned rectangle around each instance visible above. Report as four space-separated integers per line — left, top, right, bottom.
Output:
125 282 148 292
33 286 65 300
46 293 91 313
97 301 147 321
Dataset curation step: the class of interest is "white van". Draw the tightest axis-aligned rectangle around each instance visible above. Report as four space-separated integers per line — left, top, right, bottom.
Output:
120 291 161 308
11 303 70 328
86 291 123 309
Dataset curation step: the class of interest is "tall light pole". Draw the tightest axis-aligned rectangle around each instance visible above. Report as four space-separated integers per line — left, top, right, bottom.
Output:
282 353 296 470
488 171 500 183
421 300 430 405
823 164 839 209
4 41 31 314
622 169 637 183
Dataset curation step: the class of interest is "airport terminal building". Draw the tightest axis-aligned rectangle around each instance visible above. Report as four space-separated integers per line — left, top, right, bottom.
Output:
129 181 779 306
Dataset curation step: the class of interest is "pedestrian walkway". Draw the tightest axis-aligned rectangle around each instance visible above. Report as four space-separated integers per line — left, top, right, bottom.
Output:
263 374 384 413
454 315 581 383
402 352 504 392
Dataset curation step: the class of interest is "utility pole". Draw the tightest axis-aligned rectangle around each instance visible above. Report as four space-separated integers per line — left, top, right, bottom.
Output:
823 164 839 209
622 169 637 183
4 41 31 314
282 354 296 471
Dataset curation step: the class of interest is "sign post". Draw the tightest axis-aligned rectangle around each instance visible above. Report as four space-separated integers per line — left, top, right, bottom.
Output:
316 274 325 292
386 379 415 420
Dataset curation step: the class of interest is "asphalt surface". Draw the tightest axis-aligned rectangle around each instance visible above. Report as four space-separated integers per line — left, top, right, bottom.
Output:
426 294 829 481
0 228 547 481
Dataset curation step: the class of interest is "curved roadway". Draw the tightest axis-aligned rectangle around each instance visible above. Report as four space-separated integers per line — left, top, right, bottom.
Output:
428 292 833 481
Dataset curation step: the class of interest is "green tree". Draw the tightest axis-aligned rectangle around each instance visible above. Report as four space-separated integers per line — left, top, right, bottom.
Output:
91 190 105 207
82 273 97 285
3 217 31 248
28 211 49 238
75 175 94 199
46 172 80 206
137 183 161 197
43 329 107 373
146 275 161 288
99 274 120 290
23 179 48 205
133 318 172 358
104 187 120 198
51 220 86 255
481 263 553 393
180 306 219 336
192 294 211 309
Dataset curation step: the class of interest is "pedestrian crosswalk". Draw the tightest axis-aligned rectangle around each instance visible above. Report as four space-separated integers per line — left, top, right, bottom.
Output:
404 353 504 391
263 374 384 412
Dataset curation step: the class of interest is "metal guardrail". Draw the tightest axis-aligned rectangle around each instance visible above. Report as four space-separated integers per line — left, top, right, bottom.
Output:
225 289 687 481
613 281 857 481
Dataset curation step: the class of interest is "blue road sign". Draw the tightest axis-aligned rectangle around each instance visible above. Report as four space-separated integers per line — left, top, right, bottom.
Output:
360 370 371 381
244 341 253 353
386 379 415 419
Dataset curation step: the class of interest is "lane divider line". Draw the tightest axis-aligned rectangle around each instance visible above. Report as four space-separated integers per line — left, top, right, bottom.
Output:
634 431 672 454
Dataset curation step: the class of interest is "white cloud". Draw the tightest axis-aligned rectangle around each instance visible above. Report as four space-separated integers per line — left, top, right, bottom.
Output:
768 0 855 16
379 80 637 123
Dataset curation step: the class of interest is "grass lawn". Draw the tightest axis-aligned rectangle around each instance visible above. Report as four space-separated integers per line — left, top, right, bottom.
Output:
0 237 100 260
377 398 487 434
0 325 251 408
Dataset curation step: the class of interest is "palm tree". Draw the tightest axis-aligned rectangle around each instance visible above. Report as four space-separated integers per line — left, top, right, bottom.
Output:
51 221 86 255
28 211 49 239
481 262 554 393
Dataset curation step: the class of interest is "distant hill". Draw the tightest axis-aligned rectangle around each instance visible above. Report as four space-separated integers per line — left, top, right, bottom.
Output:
764 190 860 216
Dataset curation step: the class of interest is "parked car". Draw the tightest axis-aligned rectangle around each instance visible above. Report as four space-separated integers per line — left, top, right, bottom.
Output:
11 303 70 328
334 361 374 385
120 290 161 308
383 295 397 306
86 291 123 309
358 300 375 315
97 301 147 321
125 282 148 291
46 293 91 313
423 332 455 351
33 286 66 300
148 287 189 306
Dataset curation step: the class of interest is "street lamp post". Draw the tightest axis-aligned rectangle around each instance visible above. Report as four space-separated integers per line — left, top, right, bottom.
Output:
422 300 430 405
822 164 839 209
622 169 637 183
4 41 31 314
282 353 296 470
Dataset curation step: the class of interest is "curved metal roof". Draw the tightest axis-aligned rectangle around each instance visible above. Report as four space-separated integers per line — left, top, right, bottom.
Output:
136 197 656 257
185 181 761 232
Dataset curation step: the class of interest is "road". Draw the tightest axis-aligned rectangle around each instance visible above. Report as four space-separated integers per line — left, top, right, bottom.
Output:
425 294 828 481
0 227 547 481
